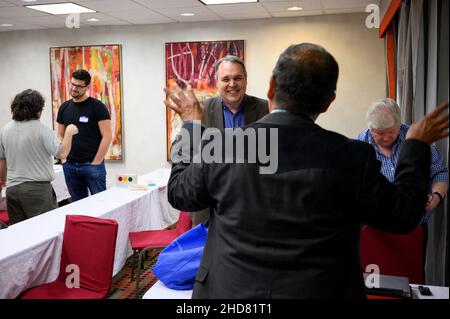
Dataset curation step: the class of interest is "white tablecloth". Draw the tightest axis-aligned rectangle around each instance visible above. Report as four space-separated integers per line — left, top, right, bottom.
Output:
0 168 179 299
52 164 71 203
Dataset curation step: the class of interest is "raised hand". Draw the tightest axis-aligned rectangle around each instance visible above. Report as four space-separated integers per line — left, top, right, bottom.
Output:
164 82 204 122
406 102 449 144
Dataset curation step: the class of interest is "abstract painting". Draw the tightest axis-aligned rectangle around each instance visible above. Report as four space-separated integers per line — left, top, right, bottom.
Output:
165 40 244 160
50 44 123 160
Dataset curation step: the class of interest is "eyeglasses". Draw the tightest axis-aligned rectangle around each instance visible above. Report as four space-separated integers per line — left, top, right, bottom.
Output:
70 82 88 89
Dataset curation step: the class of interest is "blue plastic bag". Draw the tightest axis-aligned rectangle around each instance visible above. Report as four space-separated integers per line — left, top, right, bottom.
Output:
153 224 208 290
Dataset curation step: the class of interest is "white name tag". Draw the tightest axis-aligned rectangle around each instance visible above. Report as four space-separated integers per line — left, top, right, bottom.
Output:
79 116 89 123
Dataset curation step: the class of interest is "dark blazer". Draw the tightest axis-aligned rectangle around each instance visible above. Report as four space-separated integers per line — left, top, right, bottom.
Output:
190 94 268 226
202 95 268 129
168 111 430 299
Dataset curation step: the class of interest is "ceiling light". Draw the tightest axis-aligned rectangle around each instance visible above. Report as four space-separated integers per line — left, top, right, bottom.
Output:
0 23 14 27
180 12 195 16
199 0 258 5
287 6 303 11
22 0 37 3
87 18 100 22
25 3 96 15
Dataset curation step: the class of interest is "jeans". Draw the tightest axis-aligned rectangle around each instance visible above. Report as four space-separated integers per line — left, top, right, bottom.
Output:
63 161 106 202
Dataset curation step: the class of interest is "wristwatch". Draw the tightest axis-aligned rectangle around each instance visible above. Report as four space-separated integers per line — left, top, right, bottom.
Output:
433 192 444 207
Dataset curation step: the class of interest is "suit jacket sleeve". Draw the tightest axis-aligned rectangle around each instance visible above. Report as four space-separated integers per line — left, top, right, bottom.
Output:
168 121 214 212
359 139 431 232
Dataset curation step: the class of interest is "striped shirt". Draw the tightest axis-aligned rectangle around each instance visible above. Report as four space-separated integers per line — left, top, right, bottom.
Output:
356 124 448 224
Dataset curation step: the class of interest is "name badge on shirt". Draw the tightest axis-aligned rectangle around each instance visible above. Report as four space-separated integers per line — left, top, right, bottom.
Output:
79 116 89 123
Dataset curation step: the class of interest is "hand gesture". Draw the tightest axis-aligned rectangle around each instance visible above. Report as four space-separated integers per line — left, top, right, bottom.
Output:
164 82 204 122
406 102 449 144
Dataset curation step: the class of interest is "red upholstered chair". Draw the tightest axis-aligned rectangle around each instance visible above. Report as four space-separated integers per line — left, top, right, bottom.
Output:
129 211 192 298
20 215 118 299
0 210 9 229
360 225 424 284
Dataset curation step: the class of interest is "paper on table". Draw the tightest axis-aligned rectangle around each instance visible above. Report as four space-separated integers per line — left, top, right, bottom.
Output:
138 177 165 188
138 169 171 188
129 184 149 191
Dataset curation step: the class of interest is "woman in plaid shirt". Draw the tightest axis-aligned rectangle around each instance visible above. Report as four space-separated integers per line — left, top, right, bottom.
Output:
356 98 448 225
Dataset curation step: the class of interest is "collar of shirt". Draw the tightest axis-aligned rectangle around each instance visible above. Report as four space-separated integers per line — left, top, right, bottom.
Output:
271 108 288 114
271 108 317 122
222 95 247 128
368 124 409 157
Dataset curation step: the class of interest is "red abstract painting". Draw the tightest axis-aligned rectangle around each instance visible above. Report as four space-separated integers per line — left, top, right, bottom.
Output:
165 40 244 160
50 45 123 161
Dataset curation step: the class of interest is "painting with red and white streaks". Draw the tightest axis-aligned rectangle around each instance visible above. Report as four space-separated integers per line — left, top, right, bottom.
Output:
165 40 244 161
50 44 123 161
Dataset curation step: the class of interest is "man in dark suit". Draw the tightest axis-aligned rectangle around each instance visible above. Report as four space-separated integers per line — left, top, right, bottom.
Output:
202 55 268 130
165 43 449 298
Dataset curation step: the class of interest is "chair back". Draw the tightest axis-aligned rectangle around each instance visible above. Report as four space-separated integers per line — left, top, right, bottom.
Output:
58 215 118 295
360 225 424 284
0 210 9 224
176 211 192 236
0 210 9 229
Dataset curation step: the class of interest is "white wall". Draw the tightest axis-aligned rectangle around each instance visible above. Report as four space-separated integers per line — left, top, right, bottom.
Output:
0 13 386 187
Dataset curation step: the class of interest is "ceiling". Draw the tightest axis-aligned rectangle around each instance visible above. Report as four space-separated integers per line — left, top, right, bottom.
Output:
0 0 380 32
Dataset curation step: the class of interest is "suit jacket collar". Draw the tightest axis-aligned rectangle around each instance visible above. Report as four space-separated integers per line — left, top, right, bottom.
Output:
257 110 317 128
243 95 258 125
208 98 224 129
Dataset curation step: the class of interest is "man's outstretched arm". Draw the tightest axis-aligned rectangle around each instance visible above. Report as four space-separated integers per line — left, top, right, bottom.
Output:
166 83 213 212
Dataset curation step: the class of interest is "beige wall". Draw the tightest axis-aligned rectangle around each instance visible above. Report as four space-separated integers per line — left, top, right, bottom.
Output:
0 13 386 186
379 0 391 20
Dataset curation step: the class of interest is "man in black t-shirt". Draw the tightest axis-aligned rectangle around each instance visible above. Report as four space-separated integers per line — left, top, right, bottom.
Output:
57 69 112 201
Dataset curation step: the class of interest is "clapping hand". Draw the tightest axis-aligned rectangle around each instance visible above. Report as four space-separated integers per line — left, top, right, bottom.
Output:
164 82 204 122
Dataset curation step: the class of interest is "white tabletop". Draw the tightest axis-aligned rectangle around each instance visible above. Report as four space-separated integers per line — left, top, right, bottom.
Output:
410 284 449 299
142 282 449 300
0 168 179 299
142 280 193 299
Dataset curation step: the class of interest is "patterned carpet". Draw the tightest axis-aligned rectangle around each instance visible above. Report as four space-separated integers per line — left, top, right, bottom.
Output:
107 249 162 299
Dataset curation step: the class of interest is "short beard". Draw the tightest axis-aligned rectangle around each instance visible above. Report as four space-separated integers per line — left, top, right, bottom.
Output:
70 91 80 99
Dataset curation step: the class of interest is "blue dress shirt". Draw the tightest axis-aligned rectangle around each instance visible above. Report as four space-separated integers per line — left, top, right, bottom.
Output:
222 96 247 128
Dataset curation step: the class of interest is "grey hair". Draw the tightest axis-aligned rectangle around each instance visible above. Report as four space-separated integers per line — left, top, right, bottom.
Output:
367 98 401 129
214 55 247 80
